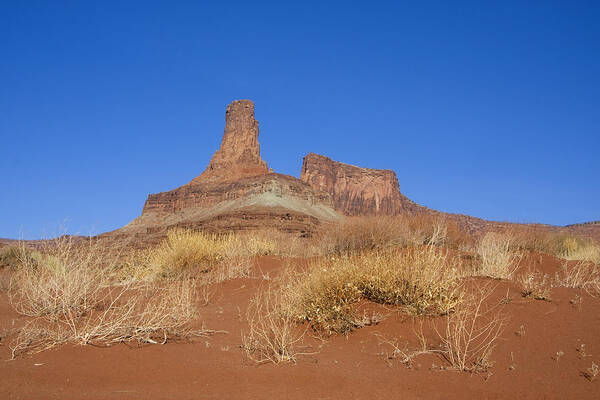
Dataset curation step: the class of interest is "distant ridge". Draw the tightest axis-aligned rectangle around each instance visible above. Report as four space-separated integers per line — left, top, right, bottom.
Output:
565 220 600 227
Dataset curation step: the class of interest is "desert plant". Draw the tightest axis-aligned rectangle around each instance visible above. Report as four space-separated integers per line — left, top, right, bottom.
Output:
508 228 600 263
317 217 408 255
517 269 552 301
582 362 599 382
9 237 120 319
8 236 208 357
559 238 600 264
435 282 506 372
476 232 520 279
0 244 37 269
242 284 308 364
139 229 274 279
281 245 461 333
377 320 432 367
555 260 600 296
10 279 203 357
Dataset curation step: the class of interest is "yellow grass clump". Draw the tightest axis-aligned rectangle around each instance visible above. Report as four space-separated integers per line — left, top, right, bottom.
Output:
559 237 600 264
131 229 276 279
475 232 521 279
280 245 461 334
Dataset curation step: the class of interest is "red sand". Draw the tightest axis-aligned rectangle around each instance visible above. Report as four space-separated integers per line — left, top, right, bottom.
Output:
1 256 599 399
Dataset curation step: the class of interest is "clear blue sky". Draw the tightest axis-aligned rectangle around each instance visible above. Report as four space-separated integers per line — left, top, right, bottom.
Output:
1 1 599 239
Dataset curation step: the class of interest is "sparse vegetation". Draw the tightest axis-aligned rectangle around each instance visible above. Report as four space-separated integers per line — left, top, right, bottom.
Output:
509 228 600 263
242 284 308 364
475 232 520 279
517 269 552 301
582 362 599 382
316 215 472 256
559 237 600 263
435 283 506 373
7 236 209 357
555 260 600 296
0 244 37 270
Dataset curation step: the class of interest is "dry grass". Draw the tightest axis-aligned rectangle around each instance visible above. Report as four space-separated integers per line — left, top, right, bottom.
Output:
435 282 506 372
8 236 208 357
582 362 599 382
0 244 37 270
517 269 552 301
140 229 273 278
316 217 411 255
560 238 600 264
315 215 473 256
9 237 121 319
509 228 600 263
117 228 276 281
280 245 461 334
475 232 521 279
555 260 600 296
242 284 308 364
377 321 432 367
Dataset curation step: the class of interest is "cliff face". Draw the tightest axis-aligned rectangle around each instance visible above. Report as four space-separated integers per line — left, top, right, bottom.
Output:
300 153 422 216
142 173 335 219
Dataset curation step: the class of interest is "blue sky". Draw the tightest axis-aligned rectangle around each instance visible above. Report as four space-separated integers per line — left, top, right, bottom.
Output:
1 1 599 239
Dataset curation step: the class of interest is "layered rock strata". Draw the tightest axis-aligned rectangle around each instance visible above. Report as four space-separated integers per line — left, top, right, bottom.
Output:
300 153 422 216
114 100 339 239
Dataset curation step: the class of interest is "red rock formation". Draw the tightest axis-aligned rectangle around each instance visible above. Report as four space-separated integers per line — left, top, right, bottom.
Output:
111 101 339 239
101 99 600 245
300 153 422 216
194 100 268 182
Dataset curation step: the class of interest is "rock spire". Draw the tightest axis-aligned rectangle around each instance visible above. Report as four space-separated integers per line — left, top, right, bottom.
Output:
195 100 269 182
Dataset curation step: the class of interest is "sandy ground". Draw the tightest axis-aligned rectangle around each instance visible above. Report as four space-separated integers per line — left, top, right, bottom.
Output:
1 256 599 400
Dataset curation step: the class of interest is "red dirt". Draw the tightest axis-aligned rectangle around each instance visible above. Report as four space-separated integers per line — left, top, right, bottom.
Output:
1 256 599 399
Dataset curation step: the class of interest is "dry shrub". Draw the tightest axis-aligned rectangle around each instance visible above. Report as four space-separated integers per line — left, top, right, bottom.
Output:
583 362 599 382
555 260 600 296
517 269 552 301
242 284 307 364
315 214 472 256
436 282 506 372
509 227 599 263
136 229 274 279
281 246 461 334
9 237 120 319
476 232 521 279
377 321 431 367
509 227 554 253
8 236 205 357
11 280 201 357
235 229 321 258
559 238 600 264
317 217 409 255
0 244 37 270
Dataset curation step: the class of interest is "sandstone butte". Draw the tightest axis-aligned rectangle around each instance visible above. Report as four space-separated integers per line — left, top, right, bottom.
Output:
101 99 599 244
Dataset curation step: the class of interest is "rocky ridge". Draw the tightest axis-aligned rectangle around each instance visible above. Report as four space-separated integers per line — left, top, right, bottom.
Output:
102 99 599 243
